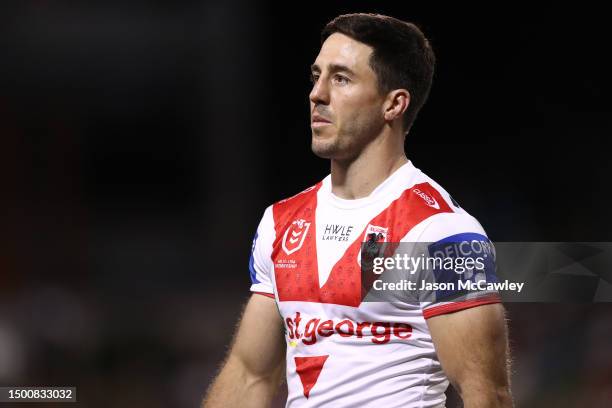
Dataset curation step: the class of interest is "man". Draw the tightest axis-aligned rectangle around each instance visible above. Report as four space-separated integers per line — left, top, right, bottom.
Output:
204 13 513 408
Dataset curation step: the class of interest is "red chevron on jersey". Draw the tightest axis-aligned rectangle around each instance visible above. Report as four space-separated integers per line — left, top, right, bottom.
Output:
273 181 453 306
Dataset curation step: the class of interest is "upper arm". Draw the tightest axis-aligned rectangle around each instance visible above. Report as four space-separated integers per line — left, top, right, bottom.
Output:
229 294 285 378
203 294 285 408
203 208 283 408
410 211 512 403
427 303 511 402
234 205 283 376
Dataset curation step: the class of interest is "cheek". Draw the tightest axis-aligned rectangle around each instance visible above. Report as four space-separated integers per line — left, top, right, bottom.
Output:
341 100 381 128
332 89 383 130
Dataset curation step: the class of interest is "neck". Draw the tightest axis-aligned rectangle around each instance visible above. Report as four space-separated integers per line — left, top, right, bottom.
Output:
330 129 408 199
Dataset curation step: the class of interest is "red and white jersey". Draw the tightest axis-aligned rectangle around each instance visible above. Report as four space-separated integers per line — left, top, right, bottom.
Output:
249 161 500 408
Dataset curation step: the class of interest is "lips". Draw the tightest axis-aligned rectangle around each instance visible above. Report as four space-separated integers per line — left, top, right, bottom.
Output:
311 114 332 124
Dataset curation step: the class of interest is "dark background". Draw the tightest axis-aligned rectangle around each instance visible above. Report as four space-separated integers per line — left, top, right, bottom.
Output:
1 1 611 407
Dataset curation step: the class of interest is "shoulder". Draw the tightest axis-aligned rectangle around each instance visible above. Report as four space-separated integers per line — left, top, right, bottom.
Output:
274 181 323 206
401 169 489 242
270 180 324 222
408 166 464 214
252 180 324 243
414 212 488 243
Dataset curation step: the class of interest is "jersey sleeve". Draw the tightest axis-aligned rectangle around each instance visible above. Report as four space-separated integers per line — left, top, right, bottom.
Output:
249 205 276 299
405 212 502 319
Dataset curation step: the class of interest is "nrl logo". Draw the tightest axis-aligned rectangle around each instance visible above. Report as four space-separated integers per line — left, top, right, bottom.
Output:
282 218 311 255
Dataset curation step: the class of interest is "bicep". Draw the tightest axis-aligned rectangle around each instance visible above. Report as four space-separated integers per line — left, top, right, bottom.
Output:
229 294 285 377
426 303 510 394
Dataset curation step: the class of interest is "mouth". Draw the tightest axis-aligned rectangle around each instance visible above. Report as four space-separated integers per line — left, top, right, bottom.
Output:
311 115 332 127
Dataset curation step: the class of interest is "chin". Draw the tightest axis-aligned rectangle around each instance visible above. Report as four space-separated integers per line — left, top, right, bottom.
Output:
311 139 338 159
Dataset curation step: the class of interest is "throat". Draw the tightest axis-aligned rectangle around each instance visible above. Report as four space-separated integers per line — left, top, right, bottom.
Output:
330 155 408 200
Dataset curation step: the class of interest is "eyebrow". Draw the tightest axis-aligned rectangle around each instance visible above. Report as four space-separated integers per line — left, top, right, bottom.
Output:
310 63 356 76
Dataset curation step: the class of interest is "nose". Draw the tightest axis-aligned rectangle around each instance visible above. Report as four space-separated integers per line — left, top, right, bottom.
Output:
309 76 330 105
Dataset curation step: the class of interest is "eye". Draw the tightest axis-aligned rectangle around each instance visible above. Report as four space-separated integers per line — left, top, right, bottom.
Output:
332 74 350 85
310 73 320 84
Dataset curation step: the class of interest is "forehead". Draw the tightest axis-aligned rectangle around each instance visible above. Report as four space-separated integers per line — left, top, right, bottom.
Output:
313 32 374 73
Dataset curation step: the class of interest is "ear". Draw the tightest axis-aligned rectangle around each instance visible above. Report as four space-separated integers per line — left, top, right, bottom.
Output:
383 89 410 123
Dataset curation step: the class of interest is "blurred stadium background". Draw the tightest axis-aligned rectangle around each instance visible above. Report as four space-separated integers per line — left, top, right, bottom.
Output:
1 1 611 407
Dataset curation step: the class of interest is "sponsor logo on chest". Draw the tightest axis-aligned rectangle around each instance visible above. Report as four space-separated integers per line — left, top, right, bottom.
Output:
321 223 354 242
285 311 412 346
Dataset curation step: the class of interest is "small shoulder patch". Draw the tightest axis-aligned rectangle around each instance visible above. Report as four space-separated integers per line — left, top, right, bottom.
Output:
409 183 452 213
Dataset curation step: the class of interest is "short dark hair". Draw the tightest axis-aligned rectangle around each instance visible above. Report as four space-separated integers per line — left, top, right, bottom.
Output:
321 13 435 134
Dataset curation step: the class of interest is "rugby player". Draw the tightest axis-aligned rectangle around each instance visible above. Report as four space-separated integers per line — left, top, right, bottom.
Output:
203 13 513 408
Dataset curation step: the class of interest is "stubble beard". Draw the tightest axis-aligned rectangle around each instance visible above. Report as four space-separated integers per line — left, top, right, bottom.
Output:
311 117 384 161
311 129 343 159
